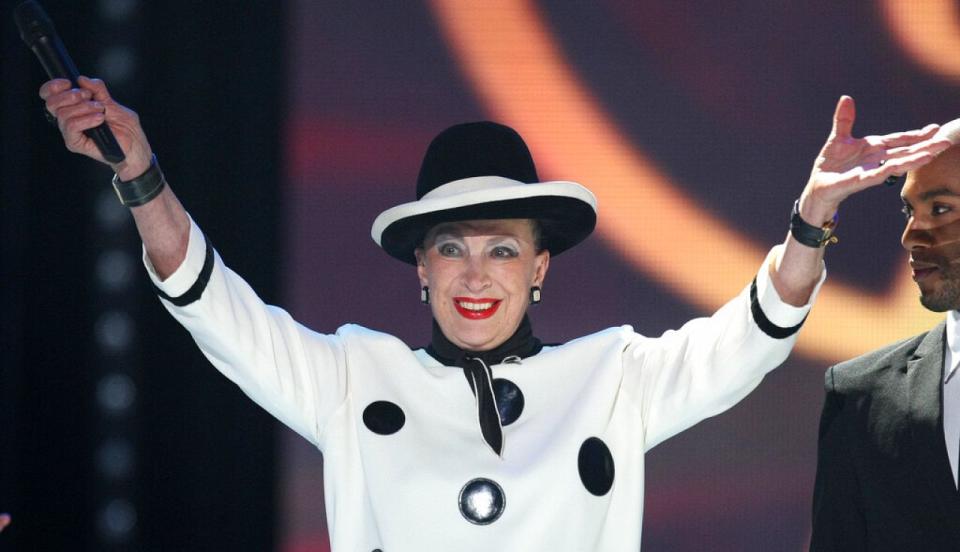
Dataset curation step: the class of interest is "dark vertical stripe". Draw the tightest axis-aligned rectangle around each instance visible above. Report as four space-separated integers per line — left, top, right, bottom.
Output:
152 238 215 307
750 278 806 339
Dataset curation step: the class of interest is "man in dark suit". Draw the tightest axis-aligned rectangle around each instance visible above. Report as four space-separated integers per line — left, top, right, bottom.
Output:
810 144 960 551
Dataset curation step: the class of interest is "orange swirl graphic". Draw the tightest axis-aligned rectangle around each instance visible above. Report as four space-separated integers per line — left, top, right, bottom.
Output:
429 0 940 365
880 0 960 83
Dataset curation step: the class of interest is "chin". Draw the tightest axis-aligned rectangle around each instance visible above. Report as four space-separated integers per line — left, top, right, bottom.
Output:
448 329 495 351
919 288 960 312
920 295 956 313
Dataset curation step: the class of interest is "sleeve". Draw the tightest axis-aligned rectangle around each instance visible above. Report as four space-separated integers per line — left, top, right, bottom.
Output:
809 366 867 551
143 217 348 449
623 244 824 450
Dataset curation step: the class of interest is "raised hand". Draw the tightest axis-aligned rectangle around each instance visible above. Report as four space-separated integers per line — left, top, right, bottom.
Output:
800 95 952 224
39 76 153 181
770 96 953 305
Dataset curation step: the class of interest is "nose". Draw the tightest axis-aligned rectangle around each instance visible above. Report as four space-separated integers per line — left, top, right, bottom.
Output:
462 254 491 293
901 216 934 251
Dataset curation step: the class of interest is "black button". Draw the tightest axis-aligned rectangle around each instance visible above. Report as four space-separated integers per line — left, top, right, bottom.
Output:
458 478 505 524
362 401 406 435
492 378 524 426
578 437 615 496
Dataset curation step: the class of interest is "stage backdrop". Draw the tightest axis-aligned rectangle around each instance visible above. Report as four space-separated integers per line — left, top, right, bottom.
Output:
280 1 960 550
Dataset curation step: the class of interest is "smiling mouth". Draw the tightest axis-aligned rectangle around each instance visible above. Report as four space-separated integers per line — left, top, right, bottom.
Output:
454 298 502 319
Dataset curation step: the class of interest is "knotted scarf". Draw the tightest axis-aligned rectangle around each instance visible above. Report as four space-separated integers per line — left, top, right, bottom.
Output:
425 315 542 456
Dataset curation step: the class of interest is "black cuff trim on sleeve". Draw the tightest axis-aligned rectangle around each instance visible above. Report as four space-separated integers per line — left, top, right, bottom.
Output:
152 236 215 307
750 278 806 339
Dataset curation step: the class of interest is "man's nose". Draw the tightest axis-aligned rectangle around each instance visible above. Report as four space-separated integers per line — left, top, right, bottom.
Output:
901 218 934 251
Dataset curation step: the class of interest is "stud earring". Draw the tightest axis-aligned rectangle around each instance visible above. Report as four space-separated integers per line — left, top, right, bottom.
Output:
530 286 542 305
421 286 430 304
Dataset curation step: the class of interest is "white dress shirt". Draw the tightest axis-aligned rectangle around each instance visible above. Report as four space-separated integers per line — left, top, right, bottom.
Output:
941 310 960 488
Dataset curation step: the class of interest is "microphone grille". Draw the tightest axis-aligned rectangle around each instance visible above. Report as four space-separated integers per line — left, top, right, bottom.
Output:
13 1 56 46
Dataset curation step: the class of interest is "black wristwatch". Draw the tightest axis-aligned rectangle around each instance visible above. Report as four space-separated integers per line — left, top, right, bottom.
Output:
790 199 838 248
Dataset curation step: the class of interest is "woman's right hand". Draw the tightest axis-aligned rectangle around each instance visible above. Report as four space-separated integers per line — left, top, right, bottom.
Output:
39 76 154 181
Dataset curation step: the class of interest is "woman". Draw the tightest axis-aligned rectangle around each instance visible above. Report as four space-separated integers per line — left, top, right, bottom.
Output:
41 76 949 550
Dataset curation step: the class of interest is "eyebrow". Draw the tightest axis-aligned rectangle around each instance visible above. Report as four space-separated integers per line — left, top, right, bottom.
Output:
903 187 960 204
432 232 521 244
430 224 522 239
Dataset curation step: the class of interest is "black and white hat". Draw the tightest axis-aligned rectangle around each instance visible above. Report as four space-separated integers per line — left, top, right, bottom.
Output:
371 121 598 265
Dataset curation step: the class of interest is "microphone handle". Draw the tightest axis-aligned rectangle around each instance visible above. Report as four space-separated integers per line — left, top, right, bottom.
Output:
31 35 126 164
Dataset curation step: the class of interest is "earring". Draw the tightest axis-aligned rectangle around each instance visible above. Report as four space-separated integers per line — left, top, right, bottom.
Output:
530 286 542 305
421 286 430 304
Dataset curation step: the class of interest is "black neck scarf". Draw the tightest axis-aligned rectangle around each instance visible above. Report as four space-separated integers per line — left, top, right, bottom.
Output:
425 315 542 457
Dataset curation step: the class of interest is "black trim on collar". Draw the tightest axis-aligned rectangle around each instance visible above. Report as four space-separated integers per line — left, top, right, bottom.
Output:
749 278 806 339
424 315 543 366
152 236 215 307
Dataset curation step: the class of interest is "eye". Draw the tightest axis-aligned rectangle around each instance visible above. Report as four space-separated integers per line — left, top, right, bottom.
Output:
901 204 913 220
933 203 952 216
438 242 462 257
491 245 518 258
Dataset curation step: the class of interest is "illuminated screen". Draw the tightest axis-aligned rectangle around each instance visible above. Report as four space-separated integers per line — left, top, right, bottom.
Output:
279 1 960 550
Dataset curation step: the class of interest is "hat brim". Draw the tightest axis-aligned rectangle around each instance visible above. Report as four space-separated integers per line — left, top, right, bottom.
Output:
372 178 597 265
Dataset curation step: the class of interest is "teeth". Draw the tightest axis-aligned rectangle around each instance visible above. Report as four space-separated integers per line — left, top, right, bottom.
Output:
459 300 495 311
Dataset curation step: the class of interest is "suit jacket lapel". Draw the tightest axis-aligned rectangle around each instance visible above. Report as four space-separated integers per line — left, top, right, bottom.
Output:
906 321 960 521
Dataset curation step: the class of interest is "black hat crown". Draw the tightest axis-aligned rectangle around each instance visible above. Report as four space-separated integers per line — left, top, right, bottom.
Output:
416 121 540 199
372 120 597 265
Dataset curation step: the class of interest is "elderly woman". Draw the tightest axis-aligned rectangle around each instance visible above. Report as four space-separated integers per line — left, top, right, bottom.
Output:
41 76 949 550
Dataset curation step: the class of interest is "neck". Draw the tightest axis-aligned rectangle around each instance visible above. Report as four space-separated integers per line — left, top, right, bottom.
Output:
426 315 542 366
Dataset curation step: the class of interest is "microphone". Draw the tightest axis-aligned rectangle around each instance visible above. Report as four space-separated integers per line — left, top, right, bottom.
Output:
14 0 125 163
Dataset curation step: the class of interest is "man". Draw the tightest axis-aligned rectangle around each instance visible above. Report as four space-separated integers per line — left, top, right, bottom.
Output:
810 142 960 551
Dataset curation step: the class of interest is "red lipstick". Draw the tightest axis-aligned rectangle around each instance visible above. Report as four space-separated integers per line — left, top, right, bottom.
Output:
453 297 502 320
